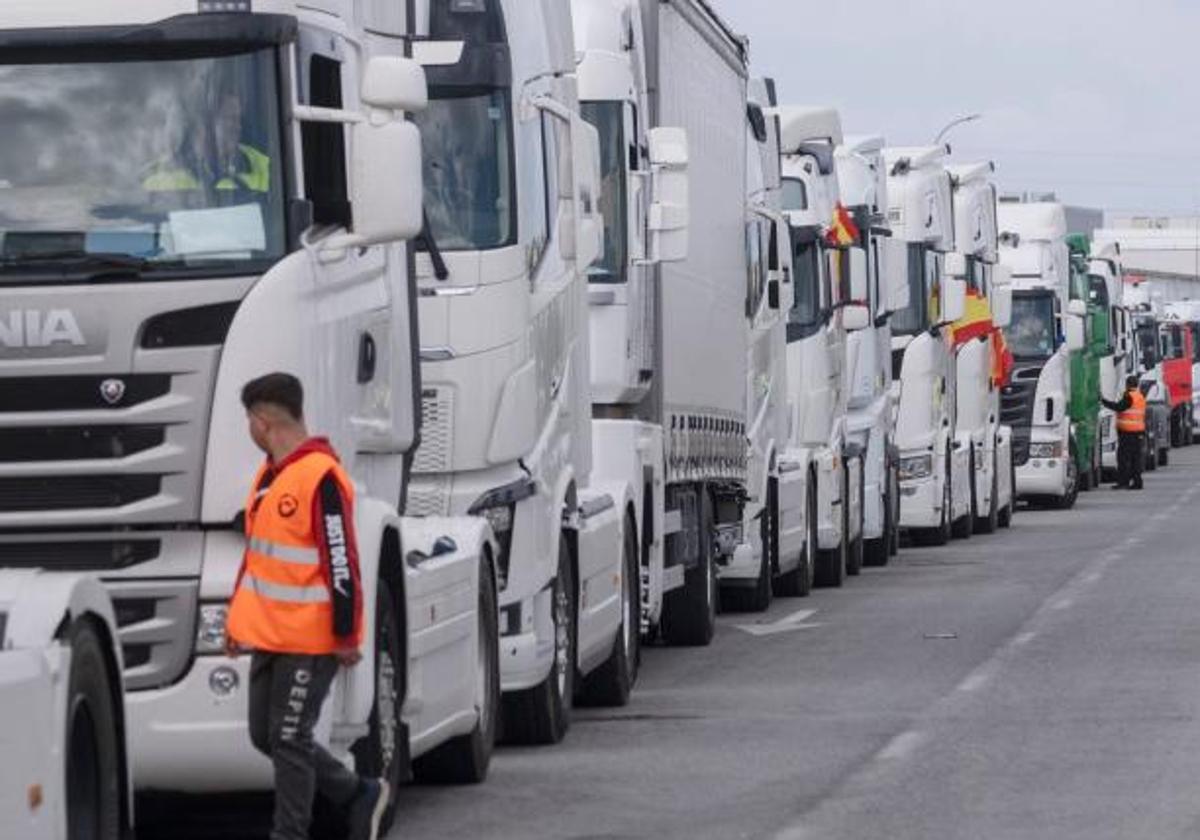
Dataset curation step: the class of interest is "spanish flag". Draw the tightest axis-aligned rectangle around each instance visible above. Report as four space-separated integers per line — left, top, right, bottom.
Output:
950 288 994 348
824 202 860 247
990 328 1014 388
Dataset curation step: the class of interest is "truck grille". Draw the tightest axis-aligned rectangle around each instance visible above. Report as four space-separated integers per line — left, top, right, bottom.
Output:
0 538 160 570
0 475 162 512
0 425 165 462
1001 364 1042 467
0 374 171 412
413 388 454 474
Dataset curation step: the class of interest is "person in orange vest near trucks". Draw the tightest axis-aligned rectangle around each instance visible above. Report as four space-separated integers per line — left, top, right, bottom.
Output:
224 372 389 840
1102 374 1147 491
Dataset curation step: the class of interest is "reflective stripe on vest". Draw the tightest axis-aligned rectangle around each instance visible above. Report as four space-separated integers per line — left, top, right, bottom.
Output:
241 573 330 604
143 144 271 194
1117 390 1147 433
225 450 355 654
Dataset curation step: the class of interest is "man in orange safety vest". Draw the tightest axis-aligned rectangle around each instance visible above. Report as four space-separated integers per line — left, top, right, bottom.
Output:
1101 374 1147 491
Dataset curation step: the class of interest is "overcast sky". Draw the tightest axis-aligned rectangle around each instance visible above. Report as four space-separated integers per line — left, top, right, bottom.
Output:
713 0 1200 219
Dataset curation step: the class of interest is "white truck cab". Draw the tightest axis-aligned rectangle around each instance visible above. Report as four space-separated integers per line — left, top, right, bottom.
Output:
998 201 1084 507
776 106 865 587
1091 242 1131 475
946 162 1016 534
0 1 500 822
885 146 970 545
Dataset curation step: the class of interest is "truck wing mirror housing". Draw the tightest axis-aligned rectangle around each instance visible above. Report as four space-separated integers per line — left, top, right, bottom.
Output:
842 302 870 331
569 115 605 271
991 264 1013 328
881 238 910 313
348 120 424 246
848 246 869 305
944 251 968 279
361 56 428 113
647 127 689 264
1066 310 1086 351
940 275 967 323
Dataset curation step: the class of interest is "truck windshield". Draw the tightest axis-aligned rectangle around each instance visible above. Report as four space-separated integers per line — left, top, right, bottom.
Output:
890 244 929 337
0 50 286 281
580 101 627 283
415 87 515 251
787 238 822 340
1136 321 1159 366
1192 324 1200 362
1006 293 1057 359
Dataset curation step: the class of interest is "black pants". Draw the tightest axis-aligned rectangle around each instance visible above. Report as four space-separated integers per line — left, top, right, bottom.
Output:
249 653 361 840
1116 431 1144 489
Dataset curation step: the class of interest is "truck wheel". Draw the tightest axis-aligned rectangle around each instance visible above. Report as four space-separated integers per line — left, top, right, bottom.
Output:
888 465 901 556
846 468 864 577
349 578 405 832
815 470 847 587
975 455 999 534
912 457 952 547
1146 431 1158 471
951 454 974 540
503 535 576 744
661 491 717 646
580 513 642 705
1159 444 1169 467
725 490 774 612
999 457 1016 528
65 619 123 840
1054 456 1079 510
864 471 891 567
413 556 500 782
774 475 816 597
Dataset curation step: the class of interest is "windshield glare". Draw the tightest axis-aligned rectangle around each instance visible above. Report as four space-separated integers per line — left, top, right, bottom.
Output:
581 101 628 283
1006 293 1057 358
415 88 514 251
0 50 286 278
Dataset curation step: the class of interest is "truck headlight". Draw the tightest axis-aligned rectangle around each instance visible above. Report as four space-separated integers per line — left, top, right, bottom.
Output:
1028 442 1063 459
899 454 933 481
195 604 229 655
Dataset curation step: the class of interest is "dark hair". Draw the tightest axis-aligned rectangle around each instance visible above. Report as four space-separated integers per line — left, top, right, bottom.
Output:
241 373 304 421
1126 375 1141 389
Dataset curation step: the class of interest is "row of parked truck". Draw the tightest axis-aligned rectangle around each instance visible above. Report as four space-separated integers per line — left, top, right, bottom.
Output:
2 1 1195 838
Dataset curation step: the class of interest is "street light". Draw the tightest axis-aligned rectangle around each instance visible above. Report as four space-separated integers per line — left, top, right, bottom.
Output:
934 112 983 145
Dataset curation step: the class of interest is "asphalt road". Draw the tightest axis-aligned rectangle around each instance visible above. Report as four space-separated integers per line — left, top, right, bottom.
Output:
142 448 1200 839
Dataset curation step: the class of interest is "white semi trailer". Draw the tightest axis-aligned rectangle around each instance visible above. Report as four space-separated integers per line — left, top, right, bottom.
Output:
946 162 1016 533
410 0 635 744
997 201 1087 507
775 107 866 587
835 134 907 565
0 573 129 840
0 1 501 826
573 0 756 637
885 146 970 545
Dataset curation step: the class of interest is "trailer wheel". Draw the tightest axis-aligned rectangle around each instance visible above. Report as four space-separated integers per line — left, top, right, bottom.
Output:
661 491 717 646
579 512 642 705
774 474 816 597
503 534 576 744
65 618 122 840
413 555 500 782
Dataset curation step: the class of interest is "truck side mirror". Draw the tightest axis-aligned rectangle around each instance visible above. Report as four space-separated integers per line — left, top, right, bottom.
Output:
944 251 968 280
881 237 910 313
647 127 689 264
345 58 428 246
941 275 968 323
849 247 869 306
842 303 870 331
991 264 1013 328
569 115 605 271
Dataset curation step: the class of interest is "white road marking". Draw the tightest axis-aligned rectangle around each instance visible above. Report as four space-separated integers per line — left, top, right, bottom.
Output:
957 671 990 693
877 730 926 762
734 608 822 637
1013 631 1038 646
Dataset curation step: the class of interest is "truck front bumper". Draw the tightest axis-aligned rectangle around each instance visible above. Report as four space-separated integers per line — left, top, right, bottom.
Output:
1015 457 1068 498
899 476 941 529
498 585 555 693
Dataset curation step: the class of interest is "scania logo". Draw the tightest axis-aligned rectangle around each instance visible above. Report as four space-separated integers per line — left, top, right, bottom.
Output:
0 309 85 349
99 379 126 406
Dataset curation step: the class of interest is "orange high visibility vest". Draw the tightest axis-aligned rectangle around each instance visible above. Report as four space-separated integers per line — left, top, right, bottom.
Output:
226 452 357 654
1116 390 1147 434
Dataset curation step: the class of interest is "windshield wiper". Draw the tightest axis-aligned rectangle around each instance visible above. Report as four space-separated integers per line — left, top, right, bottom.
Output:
416 211 450 281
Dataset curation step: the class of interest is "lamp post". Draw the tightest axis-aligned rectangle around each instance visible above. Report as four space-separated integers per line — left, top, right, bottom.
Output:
934 112 983 146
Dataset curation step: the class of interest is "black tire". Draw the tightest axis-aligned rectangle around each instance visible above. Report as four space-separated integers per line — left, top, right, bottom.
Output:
349 579 405 832
999 455 1015 528
774 475 816 597
1079 447 1093 491
502 535 575 744
412 557 500 782
1159 444 1169 467
661 491 718 647
1053 452 1079 510
911 456 952 547
814 473 847 587
846 467 864 577
1146 431 1158 471
975 454 999 534
863 466 891 567
888 464 901 556
579 513 641 706
724 486 774 612
65 619 123 840
952 452 975 539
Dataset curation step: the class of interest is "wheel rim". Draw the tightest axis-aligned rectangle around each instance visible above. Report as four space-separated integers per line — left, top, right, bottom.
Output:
554 576 571 698
66 696 101 840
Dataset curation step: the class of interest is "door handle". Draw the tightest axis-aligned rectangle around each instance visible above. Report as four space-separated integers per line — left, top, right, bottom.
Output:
357 333 377 384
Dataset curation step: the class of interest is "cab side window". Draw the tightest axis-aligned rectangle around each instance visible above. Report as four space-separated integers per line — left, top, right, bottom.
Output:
297 39 350 228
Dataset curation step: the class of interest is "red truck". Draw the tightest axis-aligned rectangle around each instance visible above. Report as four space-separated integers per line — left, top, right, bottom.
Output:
1160 319 1194 447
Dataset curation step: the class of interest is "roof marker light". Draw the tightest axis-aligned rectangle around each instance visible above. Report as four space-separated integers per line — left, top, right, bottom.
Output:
199 0 252 12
